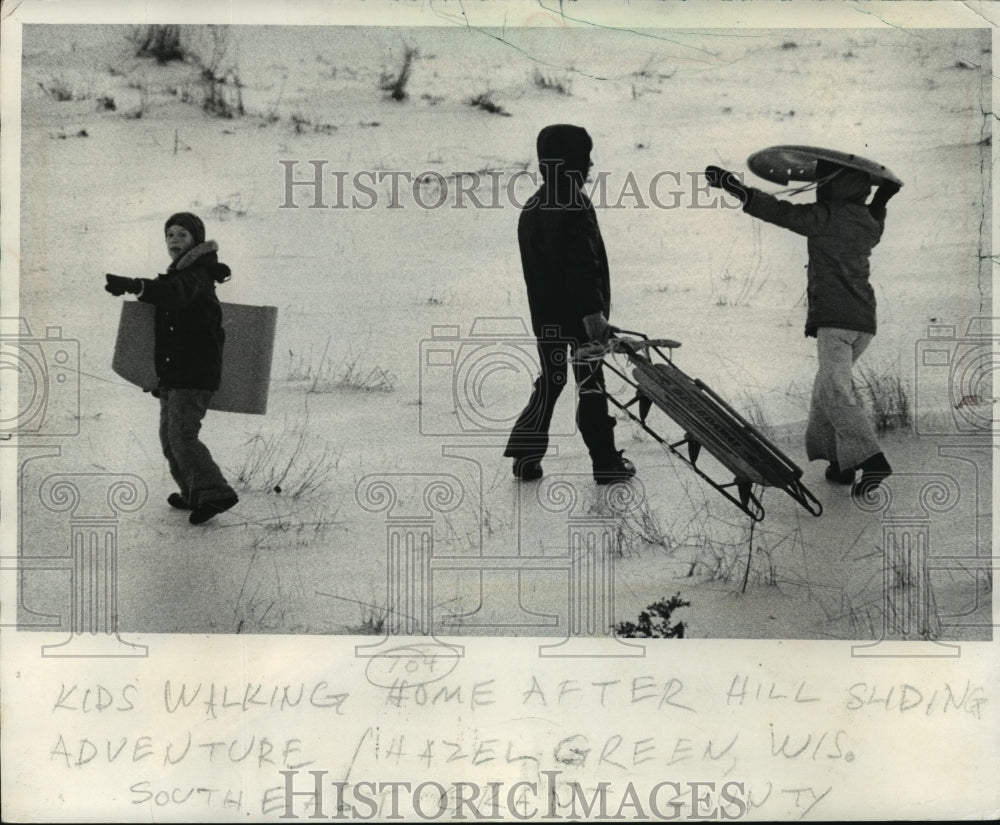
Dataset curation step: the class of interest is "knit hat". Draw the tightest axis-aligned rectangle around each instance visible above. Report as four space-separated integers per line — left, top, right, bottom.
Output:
164 212 206 246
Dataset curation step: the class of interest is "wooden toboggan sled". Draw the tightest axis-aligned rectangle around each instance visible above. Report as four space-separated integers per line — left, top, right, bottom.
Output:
577 329 823 522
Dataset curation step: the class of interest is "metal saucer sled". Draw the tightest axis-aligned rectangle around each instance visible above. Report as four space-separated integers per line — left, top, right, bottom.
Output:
747 144 903 187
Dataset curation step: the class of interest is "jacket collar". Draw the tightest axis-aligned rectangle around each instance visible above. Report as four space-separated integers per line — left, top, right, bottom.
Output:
170 240 218 271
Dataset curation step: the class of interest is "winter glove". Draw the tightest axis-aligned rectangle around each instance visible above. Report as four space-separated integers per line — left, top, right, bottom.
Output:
705 165 749 203
105 273 142 296
869 180 901 210
867 180 901 221
582 311 611 344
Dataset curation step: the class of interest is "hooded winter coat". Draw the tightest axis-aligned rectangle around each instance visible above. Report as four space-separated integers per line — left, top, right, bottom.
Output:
518 124 611 338
138 241 230 390
743 168 883 337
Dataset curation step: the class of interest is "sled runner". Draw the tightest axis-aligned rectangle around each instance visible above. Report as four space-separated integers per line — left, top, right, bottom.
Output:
112 300 278 415
579 330 823 522
747 144 903 188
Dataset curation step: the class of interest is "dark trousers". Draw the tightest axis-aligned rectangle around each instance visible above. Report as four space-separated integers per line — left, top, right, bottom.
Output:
504 339 618 464
159 388 235 508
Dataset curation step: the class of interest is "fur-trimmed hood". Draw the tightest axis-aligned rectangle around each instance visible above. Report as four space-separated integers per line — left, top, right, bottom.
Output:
170 240 232 283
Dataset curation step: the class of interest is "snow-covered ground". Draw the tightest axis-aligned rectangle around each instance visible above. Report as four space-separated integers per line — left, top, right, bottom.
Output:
14 22 993 640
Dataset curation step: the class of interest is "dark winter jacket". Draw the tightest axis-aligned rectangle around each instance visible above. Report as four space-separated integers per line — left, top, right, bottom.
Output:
743 189 883 337
518 182 611 340
137 241 230 390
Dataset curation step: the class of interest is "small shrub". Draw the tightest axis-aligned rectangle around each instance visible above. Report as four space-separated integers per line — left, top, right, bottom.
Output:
288 337 397 394
425 292 452 307
532 67 572 95
611 495 673 557
468 92 510 117
631 59 672 80
290 114 337 135
38 77 77 102
209 194 247 220
781 41 798 50
123 83 150 119
96 95 116 111
738 394 772 438
233 426 342 498
854 362 911 434
266 72 288 123
614 594 690 638
325 354 396 394
344 602 389 635
132 25 186 64
201 71 245 119
175 27 245 119
379 46 418 101
688 535 745 584
285 347 315 382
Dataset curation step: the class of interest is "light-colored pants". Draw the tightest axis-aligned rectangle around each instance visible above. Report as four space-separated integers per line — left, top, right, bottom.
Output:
159 388 235 508
805 327 882 471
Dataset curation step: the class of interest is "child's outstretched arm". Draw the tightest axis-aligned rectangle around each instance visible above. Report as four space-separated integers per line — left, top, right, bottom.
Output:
105 273 143 296
705 166 751 206
706 165 829 238
137 269 217 311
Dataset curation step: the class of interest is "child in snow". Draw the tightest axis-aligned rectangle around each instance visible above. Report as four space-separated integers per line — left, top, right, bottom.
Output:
504 124 636 485
704 160 901 498
105 212 239 524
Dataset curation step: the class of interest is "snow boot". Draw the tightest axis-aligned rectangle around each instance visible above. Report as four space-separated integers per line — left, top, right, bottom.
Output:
189 494 239 525
852 453 892 499
824 462 856 485
593 450 636 485
167 493 192 510
513 457 543 482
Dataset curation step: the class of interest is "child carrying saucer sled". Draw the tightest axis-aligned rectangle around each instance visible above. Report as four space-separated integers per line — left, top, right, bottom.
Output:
705 157 901 499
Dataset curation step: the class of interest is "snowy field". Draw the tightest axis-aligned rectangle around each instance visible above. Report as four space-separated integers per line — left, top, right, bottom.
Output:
13 21 993 640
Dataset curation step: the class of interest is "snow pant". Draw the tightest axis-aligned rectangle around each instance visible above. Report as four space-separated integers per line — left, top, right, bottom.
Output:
805 327 882 470
503 339 618 464
159 388 235 508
